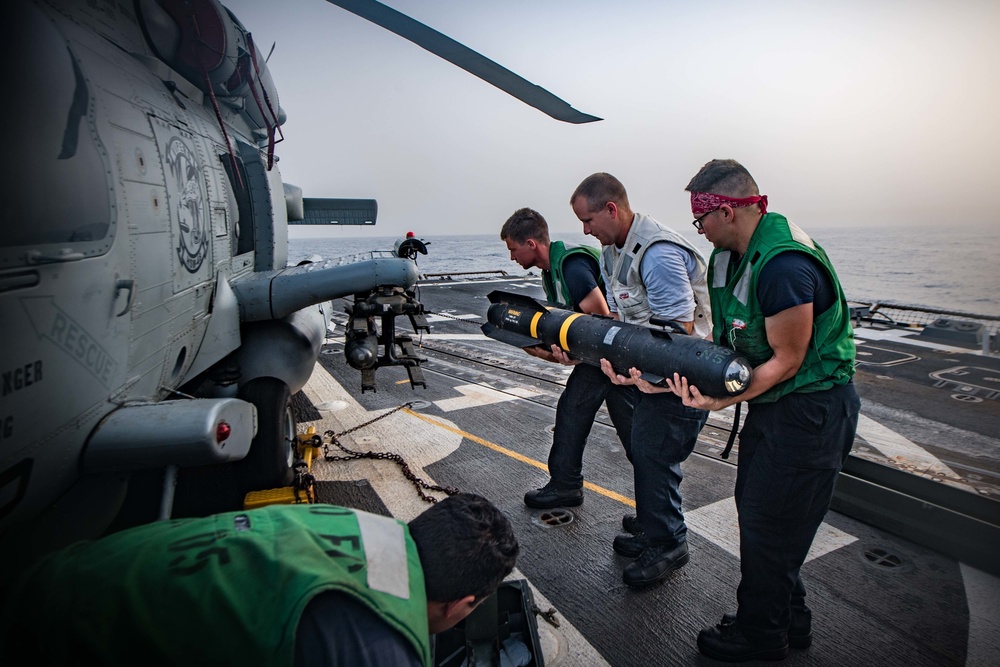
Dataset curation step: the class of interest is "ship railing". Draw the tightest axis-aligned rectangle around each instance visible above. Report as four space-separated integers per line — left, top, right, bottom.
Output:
311 250 398 266
419 270 509 281
849 299 1000 355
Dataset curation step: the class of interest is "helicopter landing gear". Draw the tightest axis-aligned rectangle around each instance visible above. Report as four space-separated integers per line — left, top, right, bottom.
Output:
234 377 297 493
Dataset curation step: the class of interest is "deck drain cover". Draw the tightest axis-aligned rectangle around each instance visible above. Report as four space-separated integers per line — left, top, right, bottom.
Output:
862 546 905 569
531 509 575 528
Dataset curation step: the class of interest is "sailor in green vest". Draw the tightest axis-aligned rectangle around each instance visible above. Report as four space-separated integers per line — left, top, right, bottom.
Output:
628 159 860 661
0 493 518 667
500 207 636 512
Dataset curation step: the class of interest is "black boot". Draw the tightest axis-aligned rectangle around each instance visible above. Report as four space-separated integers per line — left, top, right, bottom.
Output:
621 514 640 534
697 623 789 662
622 541 689 588
612 532 648 557
523 482 583 509
720 611 812 649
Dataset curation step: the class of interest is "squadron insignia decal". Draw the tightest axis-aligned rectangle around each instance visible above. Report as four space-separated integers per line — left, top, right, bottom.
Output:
166 136 208 273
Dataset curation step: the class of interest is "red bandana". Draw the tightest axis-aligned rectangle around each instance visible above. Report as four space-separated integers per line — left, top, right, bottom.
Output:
691 192 768 215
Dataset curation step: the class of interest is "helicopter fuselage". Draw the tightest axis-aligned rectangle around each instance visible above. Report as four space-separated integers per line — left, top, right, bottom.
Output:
0 0 408 578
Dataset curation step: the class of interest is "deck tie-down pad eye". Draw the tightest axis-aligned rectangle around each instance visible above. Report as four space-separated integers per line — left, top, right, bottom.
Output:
862 546 905 570
531 508 575 527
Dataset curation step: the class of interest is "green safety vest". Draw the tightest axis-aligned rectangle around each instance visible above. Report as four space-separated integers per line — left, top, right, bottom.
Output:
542 241 603 310
707 213 856 403
0 504 432 667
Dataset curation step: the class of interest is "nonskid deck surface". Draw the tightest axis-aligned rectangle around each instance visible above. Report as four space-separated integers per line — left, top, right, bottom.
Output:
849 329 1000 497
412 277 1000 497
295 276 999 666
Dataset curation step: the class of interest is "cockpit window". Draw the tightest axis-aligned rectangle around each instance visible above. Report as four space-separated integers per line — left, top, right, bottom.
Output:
0 2 113 268
221 150 255 258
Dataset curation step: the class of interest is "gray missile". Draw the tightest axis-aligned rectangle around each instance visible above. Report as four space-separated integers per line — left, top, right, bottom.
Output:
481 291 752 397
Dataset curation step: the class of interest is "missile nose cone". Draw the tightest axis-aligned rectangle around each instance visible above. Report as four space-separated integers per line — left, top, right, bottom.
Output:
724 358 753 395
345 331 378 370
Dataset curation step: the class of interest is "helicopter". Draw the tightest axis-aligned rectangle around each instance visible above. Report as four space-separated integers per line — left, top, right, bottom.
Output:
0 0 598 583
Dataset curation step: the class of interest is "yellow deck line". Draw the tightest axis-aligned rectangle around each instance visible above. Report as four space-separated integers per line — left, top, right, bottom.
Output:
404 408 635 508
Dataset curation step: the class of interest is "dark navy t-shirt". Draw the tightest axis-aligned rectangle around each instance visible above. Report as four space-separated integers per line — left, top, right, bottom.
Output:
294 591 423 667
753 251 836 317
561 252 602 311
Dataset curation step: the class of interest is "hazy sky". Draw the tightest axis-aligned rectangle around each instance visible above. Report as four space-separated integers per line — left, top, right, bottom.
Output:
225 0 1000 239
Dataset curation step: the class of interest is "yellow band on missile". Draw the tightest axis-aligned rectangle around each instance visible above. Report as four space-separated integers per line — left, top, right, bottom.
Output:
530 311 544 338
559 313 583 351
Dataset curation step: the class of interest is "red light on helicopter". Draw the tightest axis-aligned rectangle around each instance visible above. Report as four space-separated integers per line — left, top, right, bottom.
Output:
216 421 232 443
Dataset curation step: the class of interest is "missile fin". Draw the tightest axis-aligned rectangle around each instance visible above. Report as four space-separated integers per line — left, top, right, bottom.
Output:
648 328 674 341
638 371 666 386
481 322 544 349
486 290 547 311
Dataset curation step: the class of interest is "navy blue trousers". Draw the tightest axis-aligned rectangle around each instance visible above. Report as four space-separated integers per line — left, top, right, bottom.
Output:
548 363 636 488
630 392 709 546
734 382 861 645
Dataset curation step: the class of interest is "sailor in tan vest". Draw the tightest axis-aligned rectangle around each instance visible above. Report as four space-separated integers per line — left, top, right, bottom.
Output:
570 172 710 588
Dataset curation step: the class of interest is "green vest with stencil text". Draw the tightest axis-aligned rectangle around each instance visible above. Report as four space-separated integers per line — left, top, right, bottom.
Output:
0 504 432 667
706 213 856 404
543 241 603 310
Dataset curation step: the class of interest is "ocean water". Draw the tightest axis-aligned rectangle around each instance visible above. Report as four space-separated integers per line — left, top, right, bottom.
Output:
289 222 1000 317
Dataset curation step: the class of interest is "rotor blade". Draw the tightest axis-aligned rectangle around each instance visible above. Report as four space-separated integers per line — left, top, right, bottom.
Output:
325 0 601 124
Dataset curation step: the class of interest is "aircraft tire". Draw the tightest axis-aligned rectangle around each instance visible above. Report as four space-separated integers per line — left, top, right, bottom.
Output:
235 377 297 492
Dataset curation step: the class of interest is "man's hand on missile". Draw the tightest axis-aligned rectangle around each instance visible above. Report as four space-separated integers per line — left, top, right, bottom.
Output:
664 373 729 411
626 367 672 394
600 359 672 394
597 358 640 386
523 345 558 363
550 346 580 366
523 345 579 365
604 363 672 394
600 358 630 384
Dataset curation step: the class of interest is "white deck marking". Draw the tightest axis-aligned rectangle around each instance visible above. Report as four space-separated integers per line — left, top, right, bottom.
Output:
853 327 984 354
853 341 920 367
960 564 1000 667
300 363 462 522
433 383 540 412
856 414 972 488
686 497 858 562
